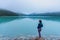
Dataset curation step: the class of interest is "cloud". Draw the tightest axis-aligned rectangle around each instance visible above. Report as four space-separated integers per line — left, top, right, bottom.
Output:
0 0 60 14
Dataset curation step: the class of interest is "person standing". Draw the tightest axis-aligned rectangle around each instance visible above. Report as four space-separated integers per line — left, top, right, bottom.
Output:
37 20 43 38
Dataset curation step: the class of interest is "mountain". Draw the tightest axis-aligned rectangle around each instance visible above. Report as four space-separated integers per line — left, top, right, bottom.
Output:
28 12 60 16
0 9 60 16
18 13 27 16
0 9 19 16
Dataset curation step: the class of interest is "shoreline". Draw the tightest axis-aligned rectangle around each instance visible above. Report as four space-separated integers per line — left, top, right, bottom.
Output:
0 35 60 40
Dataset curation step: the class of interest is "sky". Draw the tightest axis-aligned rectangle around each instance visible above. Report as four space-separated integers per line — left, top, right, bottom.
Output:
0 0 60 14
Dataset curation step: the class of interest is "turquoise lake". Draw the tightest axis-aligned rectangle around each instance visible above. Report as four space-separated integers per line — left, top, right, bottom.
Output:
0 16 60 37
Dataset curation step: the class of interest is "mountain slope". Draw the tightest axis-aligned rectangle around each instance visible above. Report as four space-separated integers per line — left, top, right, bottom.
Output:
29 12 60 16
0 9 19 16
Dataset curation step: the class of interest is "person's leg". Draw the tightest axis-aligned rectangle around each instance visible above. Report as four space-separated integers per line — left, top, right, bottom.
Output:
39 31 41 38
38 28 41 38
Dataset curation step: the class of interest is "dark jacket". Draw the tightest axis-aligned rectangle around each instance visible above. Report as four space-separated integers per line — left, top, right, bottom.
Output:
37 23 43 29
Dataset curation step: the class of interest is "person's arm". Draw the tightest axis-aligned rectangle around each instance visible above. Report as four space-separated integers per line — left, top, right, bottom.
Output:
41 23 43 27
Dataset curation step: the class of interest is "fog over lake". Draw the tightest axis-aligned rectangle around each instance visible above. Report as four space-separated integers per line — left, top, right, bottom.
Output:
0 0 60 14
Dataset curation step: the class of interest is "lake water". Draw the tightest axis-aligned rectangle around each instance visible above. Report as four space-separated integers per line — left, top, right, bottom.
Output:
0 16 60 37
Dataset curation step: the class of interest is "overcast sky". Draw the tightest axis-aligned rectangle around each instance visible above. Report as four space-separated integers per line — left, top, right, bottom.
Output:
0 0 60 14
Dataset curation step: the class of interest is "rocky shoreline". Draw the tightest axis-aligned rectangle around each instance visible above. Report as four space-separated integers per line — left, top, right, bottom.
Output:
0 35 60 40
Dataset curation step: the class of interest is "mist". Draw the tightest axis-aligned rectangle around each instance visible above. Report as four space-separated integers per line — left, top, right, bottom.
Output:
0 0 60 14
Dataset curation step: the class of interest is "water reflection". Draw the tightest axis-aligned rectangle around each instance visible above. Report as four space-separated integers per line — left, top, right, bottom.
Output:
28 16 60 22
0 16 25 24
0 16 60 24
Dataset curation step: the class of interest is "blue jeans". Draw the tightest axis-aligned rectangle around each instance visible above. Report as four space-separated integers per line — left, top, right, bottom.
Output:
38 28 41 38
